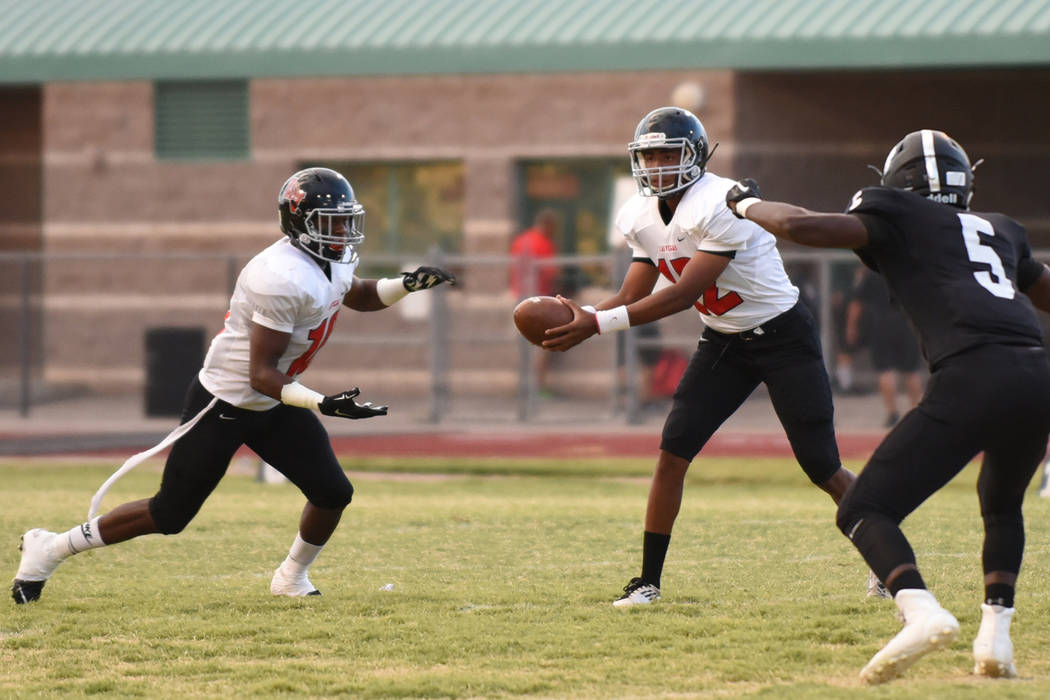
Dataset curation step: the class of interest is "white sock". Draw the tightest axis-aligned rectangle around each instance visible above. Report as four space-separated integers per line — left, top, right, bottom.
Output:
280 533 324 577
55 516 106 558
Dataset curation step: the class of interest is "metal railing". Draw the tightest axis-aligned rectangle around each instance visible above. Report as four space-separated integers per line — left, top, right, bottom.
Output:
3 248 1048 424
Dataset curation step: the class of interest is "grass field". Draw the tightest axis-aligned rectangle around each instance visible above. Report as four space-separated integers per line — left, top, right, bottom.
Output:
3 455 1050 698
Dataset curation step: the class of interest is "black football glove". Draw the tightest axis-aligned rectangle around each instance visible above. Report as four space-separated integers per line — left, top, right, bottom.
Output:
401 266 456 292
319 388 388 420
725 178 762 219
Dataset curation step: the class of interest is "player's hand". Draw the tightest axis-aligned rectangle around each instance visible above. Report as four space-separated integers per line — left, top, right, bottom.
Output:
726 178 762 218
542 295 598 352
319 388 388 419
401 266 456 292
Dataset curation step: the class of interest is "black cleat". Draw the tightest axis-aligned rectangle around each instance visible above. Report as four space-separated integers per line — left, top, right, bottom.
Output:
12 579 45 604
12 529 64 605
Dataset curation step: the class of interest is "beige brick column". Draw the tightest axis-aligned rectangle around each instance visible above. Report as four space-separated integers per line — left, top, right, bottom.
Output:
462 155 518 295
463 156 517 255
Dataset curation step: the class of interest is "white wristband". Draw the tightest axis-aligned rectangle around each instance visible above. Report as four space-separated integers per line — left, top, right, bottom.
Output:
376 277 409 306
280 381 324 410
735 197 762 218
595 305 630 334
581 305 596 314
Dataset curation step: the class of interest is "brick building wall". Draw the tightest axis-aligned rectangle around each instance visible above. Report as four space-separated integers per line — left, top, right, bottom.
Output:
15 67 1050 400
732 69 1050 247
32 71 733 396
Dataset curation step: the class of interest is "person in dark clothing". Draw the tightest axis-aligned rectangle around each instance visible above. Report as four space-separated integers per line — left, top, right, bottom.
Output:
848 268 923 426
726 129 1050 684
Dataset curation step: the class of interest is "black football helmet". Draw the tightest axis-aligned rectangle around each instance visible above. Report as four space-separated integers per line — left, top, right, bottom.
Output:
880 130 975 209
278 167 365 264
628 107 714 198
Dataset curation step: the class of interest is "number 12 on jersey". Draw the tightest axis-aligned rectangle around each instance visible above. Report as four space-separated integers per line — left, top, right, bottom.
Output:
657 257 743 316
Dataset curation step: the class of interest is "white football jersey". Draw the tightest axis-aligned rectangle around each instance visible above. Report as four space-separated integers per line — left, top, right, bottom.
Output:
198 238 359 410
614 172 798 333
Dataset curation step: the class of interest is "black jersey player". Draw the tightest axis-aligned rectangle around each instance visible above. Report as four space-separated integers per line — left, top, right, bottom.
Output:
726 130 1050 684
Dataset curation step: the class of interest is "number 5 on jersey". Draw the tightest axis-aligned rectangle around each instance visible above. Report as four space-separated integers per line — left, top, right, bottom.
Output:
958 213 1015 299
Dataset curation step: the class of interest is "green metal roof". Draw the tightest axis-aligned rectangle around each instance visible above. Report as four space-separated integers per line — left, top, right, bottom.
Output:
2 0 1050 83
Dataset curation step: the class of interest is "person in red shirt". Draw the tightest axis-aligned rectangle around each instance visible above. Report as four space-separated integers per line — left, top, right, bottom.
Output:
510 210 559 299
510 210 560 394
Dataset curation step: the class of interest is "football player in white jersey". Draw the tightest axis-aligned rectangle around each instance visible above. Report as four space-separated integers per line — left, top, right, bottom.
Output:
12 167 455 604
544 107 857 608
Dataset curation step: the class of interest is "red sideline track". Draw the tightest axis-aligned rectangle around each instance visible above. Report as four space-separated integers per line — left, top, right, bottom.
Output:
0 430 885 460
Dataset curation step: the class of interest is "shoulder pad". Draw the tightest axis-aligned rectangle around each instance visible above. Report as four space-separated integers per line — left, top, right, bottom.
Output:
675 175 726 228
614 194 650 236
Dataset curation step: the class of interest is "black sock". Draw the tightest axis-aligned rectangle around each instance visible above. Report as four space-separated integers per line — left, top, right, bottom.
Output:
985 583 1015 608
887 569 926 597
641 531 671 589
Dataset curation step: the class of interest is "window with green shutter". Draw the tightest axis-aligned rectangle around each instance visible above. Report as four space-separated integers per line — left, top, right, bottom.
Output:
154 80 249 160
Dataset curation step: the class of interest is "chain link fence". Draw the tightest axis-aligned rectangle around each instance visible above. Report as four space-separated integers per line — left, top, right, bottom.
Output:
3 248 1048 425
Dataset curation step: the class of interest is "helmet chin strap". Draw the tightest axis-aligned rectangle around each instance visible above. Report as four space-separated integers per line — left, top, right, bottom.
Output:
298 233 311 247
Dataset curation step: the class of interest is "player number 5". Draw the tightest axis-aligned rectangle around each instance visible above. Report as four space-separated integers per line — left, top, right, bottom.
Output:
958 213 1014 300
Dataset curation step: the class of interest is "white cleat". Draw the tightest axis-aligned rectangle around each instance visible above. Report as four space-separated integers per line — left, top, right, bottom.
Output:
11 529 64 604
860 589 959 684
270 565 321 597
867 570 891 599
613 577 661 608
973 603 1018 678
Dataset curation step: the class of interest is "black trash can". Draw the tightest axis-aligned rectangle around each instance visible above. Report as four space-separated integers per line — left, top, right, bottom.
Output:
144 327 205 417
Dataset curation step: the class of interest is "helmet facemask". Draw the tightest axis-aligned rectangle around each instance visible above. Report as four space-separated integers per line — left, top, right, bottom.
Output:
628 137 702 198
299 203 365 264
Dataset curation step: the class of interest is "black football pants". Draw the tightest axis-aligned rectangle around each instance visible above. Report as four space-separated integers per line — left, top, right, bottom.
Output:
149 377 353 534
660 302 842 485
838 344 1050 583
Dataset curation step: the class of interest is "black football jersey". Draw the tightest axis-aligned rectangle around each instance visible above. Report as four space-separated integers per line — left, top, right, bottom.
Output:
847 187 1044 367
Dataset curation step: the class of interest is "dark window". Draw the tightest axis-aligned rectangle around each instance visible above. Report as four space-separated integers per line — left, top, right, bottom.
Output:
154 81 249 160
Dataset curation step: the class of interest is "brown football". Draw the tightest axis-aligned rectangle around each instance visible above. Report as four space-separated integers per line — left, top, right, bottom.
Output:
513 296 573 346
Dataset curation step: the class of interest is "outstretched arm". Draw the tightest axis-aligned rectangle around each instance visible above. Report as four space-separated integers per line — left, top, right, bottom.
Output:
344 266 456 311
543 251 729 351
250 322 387 419
249 323 297 400
536 260 658 352
726 179 870 249
616 251 730 325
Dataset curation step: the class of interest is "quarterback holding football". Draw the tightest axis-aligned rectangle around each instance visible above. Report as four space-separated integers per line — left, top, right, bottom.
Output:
543 107 860 607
